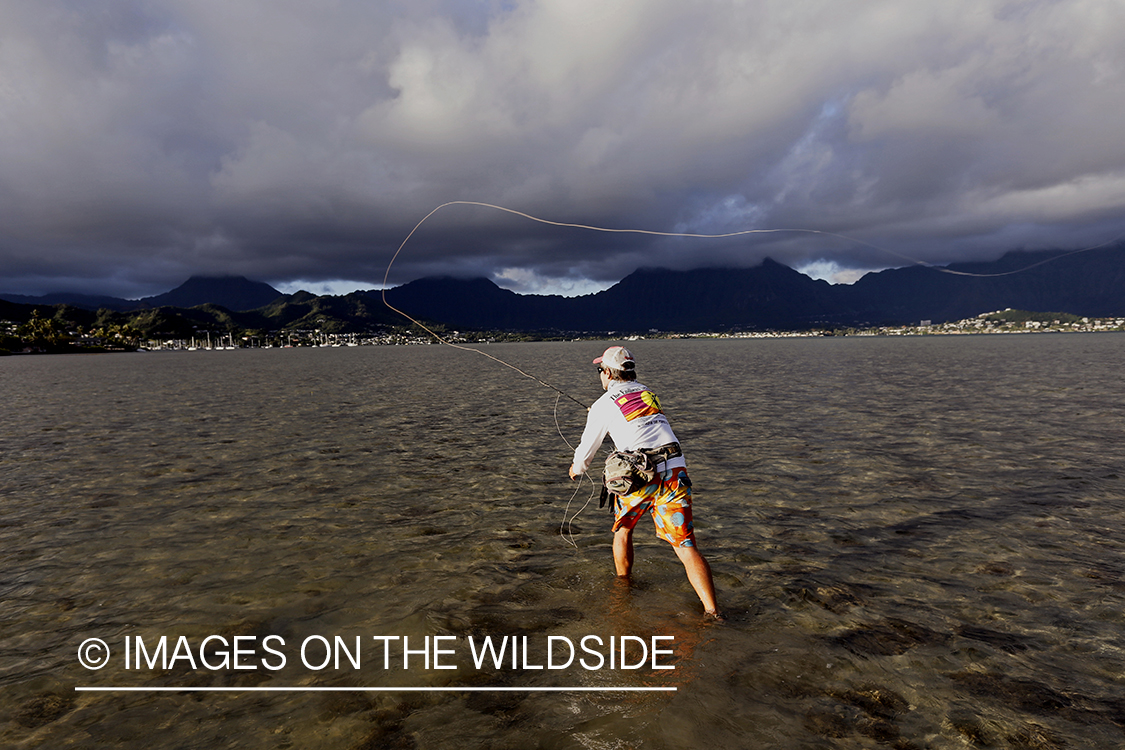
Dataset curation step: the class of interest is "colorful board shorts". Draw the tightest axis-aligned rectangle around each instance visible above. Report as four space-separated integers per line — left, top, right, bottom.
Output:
612 466 696 547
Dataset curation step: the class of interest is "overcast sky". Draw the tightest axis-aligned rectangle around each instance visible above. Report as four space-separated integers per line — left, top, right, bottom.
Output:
3 0 1124 298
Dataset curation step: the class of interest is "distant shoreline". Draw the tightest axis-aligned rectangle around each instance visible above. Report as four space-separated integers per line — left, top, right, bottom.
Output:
5 316 1123 356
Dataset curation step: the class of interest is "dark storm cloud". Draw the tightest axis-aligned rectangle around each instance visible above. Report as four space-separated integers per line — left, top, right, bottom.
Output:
2 0 1124 296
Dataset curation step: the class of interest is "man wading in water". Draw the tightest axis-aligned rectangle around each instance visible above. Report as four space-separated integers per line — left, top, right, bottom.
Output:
569 346 722 619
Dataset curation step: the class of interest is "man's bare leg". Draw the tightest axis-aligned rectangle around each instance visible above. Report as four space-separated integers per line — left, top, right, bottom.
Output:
673 545 721 617
613 527 635 577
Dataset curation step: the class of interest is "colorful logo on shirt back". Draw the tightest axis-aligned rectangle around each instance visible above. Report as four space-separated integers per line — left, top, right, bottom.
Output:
615 390 662 422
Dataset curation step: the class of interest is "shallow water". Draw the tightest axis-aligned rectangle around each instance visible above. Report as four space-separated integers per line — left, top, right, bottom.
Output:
2 335 1124 749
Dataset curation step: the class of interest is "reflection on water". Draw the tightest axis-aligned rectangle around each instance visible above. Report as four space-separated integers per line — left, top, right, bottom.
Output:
2 335 1123 748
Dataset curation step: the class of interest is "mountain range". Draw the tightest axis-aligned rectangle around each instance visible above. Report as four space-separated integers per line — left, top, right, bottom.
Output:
382 244 1125 332
3 244 1124 335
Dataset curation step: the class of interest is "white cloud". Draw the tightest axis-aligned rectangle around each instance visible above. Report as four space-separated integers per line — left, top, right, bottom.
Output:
274 279 377 297
795 260 874 286
969 171 1125 224
492 266 612 296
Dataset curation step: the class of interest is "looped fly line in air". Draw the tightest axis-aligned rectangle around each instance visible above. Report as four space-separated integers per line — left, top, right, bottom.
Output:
381 200 1125 399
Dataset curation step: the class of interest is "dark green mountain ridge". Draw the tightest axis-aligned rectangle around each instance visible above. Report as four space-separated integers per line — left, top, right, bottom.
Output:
2 244 1124 338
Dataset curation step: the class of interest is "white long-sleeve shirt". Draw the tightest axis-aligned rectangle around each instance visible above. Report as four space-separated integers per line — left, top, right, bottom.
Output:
570 380 686 475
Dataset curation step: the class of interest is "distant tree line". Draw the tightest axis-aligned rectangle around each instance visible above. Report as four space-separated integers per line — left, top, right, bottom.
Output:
0 309 144 354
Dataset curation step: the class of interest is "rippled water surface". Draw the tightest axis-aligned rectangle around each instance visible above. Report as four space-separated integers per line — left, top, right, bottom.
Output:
2 335 1124 749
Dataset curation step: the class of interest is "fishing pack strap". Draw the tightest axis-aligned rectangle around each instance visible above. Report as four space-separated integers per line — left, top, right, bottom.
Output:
642 442 682 466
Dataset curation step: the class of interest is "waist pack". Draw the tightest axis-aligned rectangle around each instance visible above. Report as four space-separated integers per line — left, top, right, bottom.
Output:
603 450 657 496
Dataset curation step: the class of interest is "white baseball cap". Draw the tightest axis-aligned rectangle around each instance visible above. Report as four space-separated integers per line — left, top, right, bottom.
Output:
593 346 635 371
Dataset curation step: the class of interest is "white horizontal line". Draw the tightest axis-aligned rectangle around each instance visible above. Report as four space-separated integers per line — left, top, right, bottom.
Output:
75 686 676 693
